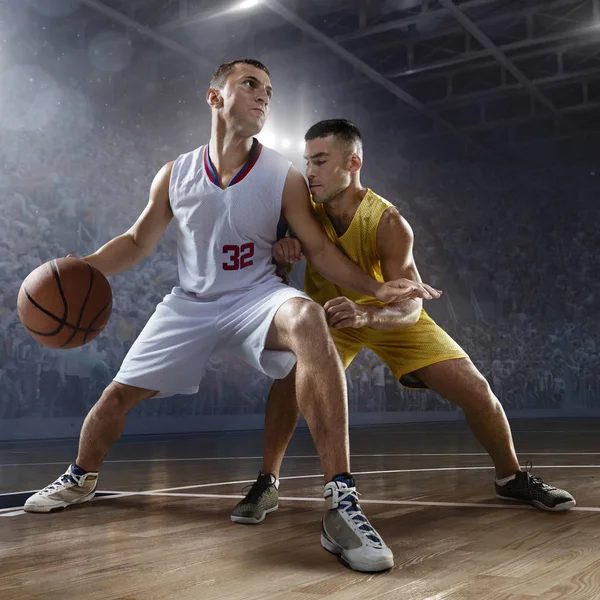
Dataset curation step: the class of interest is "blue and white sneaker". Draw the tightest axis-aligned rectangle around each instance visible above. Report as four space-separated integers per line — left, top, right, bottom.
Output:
321 475 394 572
24 464 98 513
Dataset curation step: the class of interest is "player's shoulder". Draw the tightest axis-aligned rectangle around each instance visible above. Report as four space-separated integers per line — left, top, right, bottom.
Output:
375 201 413 244
151 160 176 188
366 188 394 207
282 164 309 194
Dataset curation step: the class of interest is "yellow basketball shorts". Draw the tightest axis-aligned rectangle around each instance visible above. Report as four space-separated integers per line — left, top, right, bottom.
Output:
331 309 468 390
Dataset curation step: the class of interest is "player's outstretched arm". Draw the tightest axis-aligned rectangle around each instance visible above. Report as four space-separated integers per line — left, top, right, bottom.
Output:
82 162 174 277
281 167 441 303
324 208 428 330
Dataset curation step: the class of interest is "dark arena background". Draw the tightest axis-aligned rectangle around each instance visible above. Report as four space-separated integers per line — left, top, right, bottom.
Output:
1 1 600 599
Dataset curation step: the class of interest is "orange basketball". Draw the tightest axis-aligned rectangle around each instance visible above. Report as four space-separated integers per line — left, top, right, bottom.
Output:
17 257 112 349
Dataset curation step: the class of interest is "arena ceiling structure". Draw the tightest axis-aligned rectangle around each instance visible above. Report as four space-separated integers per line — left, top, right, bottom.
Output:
39 0 600 153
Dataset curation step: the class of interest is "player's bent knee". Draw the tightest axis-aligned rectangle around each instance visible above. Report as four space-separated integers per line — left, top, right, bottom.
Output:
288 301 327 338
475 376 494 400
463 376 497 409
99 381 156 413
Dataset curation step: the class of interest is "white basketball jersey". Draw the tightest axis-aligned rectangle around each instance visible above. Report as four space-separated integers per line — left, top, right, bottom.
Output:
169 139 292 297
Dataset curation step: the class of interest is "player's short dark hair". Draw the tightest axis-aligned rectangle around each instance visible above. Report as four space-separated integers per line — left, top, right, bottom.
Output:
305 119 363 156
210 59 270 90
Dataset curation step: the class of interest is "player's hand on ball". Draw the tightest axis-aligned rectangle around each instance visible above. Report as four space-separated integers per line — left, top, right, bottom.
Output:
273 238 304 264
324 297 368 329
375 278 442 303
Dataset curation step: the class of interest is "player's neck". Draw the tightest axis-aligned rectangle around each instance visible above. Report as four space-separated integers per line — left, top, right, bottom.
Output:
208 124 255 176
324 184 367 224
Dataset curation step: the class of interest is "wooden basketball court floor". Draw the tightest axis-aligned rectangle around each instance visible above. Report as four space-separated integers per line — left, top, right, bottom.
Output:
2 418 600 600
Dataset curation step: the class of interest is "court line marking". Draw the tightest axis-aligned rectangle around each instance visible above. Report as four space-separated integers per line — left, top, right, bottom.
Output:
15 491 599 515
0 491 137 515
133 464 600 496
6 452 600 467
3 463 595 505
0 489 39 496
4 464 598 515
0 510 26 517
125 491 600 513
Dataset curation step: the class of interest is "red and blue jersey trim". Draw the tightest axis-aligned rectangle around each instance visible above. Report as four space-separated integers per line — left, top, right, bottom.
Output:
204 138 263 188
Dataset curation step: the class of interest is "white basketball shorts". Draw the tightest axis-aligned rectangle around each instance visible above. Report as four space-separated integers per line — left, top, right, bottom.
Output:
114 283 310 398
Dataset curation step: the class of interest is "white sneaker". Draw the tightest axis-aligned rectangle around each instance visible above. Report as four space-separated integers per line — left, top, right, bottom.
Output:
321 476 394 572
24 464 99 513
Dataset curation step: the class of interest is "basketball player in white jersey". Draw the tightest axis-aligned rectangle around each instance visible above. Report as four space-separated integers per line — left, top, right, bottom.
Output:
24 59 441 572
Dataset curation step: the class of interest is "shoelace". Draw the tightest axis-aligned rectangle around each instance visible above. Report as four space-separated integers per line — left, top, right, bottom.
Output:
240 480 273 504
42 473 76 493
336 487 382 546
524 462 556 491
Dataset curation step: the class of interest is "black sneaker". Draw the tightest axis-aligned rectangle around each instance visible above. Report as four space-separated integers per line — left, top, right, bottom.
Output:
495 466 576 512
231 472 279 524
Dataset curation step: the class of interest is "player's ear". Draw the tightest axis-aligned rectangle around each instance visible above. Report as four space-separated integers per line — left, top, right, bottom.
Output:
348 152 362 173
206 87 223 109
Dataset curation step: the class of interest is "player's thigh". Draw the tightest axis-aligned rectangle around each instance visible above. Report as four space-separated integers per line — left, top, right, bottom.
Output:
220 284 318 379
115 289 220 397
413 357 492 405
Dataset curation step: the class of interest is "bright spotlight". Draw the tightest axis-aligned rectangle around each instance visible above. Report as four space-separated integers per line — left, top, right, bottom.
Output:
258 130 276 148
282 138 291 149
238 0 260 9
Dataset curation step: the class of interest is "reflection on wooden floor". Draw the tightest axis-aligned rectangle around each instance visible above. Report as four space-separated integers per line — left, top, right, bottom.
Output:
2 418 600 600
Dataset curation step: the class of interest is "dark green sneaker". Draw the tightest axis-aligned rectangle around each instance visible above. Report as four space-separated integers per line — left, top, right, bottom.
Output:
495 467 575 512
231 472 279 524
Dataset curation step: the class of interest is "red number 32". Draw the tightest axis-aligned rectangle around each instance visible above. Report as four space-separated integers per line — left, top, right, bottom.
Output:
223 243 254 271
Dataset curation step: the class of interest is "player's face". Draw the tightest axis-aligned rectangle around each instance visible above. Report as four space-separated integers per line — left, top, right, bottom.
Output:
304 136 353 204
218 65 273 136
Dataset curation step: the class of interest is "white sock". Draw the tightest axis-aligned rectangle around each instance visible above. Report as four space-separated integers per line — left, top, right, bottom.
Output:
496 473 517 486
262 472 280 489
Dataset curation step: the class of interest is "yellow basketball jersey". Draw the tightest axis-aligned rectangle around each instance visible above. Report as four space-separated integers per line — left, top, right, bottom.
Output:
305 188 392 307
304 188 468 385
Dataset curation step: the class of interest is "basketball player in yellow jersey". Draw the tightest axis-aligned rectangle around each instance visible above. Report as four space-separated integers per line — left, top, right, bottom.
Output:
231 119 575 525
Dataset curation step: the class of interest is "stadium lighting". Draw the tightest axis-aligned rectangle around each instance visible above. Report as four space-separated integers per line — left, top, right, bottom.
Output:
258 130 276 148
237 0 260 9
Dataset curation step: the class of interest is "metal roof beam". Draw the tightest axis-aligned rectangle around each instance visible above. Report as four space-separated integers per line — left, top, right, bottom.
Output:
426 66 600 108
324 35 600 96
434 0 577 131
261 0 478 147
385 24 599 79
334 0 503 43
77 0 213 68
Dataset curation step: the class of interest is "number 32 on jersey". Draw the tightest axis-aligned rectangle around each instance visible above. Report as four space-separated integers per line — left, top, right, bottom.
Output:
222 243 255 271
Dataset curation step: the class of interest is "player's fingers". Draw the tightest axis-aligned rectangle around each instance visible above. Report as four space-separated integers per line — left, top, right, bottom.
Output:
286 241 297 263
324 297 348 310
326 305 343 319
292 239 303 260
288 240 298 262
330 317 353 329
274 247 285 263
420 283 442 298
404 283 432 300
387 288 421 302
416 286 433 300
328 310 350 326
